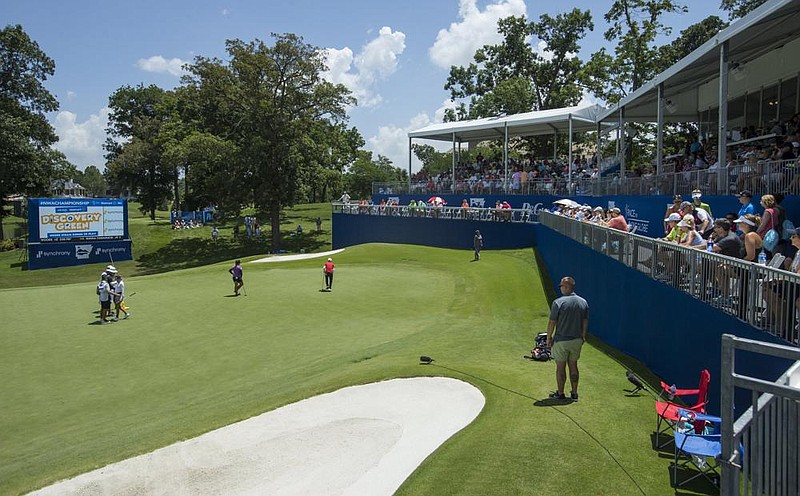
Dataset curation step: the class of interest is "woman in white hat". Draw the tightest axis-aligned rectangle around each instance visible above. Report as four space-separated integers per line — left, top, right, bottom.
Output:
734 214 762 262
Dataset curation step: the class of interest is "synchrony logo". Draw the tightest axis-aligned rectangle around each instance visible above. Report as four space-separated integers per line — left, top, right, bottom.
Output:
75 244 93 259
36 249 71 259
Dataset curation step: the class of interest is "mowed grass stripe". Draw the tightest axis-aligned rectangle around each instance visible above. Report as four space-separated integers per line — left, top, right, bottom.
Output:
1 244 674 495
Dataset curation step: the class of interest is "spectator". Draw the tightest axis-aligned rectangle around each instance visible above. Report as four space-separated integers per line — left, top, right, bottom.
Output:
734 214 762 262
338 191 351 204
762 229 800 340
678 217 704 248
737 190 755 219
756 194 779 251
661 213 682 243
691 189 713 219
681 201 711 238
663 195 683 235
711 218 743 258
211 226 219 242
315 217 322 232
607 207 628 231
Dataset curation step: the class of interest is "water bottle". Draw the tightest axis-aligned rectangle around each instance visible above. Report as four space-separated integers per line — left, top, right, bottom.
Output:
706 238 714 252
758 250 767 265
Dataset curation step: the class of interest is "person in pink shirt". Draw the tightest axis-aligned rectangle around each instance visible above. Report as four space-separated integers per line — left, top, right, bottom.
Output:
606 207 628 231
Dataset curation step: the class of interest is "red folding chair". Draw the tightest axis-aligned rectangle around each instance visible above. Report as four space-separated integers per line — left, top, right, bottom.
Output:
654 369 710 449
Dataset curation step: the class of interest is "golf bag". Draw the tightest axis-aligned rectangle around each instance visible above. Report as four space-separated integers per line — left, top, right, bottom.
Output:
524 332 551 361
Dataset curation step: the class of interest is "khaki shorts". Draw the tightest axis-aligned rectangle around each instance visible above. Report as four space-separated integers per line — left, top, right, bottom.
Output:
551 338 584 362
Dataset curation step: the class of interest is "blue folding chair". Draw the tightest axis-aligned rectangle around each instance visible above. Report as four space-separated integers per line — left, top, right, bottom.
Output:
673 409 722 488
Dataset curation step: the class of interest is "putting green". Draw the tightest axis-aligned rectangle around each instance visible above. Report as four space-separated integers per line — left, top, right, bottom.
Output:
1 243 676 495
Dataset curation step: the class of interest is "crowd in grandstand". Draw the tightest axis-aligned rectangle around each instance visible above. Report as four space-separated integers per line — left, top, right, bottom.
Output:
401 119 800 197
552 186 800 342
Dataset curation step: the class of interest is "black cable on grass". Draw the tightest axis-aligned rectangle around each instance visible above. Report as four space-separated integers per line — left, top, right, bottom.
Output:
430 362 647 496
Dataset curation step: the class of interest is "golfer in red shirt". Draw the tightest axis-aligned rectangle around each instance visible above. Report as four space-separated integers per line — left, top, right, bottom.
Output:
323 258 335 291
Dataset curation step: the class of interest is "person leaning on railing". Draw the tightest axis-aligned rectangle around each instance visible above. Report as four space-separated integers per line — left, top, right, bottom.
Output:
762 229 800 342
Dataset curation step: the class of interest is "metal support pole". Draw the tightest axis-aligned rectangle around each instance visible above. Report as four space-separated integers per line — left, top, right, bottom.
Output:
504 123 509 193
451 132 456 194
553 131 558 161
718 41 729 193
720 334 737 496
656 83 664 176
408 137 412 193
568 114 573 191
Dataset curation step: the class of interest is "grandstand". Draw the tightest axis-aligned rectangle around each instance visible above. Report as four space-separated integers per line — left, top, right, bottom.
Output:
337 1 800 492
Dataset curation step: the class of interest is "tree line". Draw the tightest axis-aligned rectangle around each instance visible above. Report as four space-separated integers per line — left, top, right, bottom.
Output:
1 0 764 244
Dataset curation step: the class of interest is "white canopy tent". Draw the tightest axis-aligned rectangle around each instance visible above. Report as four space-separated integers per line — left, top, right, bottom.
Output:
407 104 608 191
596 0 800 175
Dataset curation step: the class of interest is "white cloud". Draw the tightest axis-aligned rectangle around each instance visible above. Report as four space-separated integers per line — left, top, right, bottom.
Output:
429 0 527 69
366 100 456 174
136 55 187 77
52 108 110 170
322 26 406 108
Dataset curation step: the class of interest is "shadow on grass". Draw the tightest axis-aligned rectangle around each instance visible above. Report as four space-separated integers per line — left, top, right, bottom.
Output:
135 231 328 275
670 465 720 495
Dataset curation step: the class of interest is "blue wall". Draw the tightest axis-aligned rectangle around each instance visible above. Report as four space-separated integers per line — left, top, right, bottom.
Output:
332 213 536 250
334 210 793 414
535 225 792 414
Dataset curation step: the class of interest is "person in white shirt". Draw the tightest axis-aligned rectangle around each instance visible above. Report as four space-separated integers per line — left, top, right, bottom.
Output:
113 275 130 320
97 275 113 323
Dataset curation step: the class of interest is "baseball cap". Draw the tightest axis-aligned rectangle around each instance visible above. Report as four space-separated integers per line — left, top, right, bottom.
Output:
677 220 690 228
665 213 682 222
106 265 117 273
680 201 693 210
733 216 755 227
327 258 332 262
691 189 702 199
673 194 682 202
610 207 621 214
786 228 800 238
593 206 603 212
737 190 752 198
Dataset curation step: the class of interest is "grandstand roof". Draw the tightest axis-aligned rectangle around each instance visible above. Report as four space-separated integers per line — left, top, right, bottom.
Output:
597 0 800 123
408 104 606 143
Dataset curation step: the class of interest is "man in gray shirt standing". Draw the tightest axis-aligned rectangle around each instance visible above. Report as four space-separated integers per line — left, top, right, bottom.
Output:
546 276 589 401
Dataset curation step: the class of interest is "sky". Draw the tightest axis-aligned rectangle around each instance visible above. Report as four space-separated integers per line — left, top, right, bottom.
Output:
3 0 724 173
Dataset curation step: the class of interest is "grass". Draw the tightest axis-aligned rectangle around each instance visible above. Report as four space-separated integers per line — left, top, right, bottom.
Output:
0 242 709 495
0 202 334 289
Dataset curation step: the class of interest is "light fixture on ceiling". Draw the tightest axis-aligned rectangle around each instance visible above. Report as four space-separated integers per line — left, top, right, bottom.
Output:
664 99 678 114
730 62 747 82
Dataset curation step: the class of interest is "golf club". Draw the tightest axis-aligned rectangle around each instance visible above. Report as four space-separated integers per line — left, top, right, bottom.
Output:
128 292 137 298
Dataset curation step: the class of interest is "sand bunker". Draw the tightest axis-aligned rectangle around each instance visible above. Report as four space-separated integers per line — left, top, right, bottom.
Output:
251 249 345 264
31 377 484 495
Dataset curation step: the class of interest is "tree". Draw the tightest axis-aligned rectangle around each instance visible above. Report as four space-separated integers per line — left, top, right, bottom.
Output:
344 151 407 198
658 15 728 69
104 84 175 220
582 0 686 104
0 24 74 239
182 34 357 250
720 0 767 20
78 165 107 197
444 10 593 120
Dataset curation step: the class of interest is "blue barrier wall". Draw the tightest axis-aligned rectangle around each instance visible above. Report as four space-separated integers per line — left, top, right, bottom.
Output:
535 224 792 415
372 193 800 239
332 213 536 250
28 239 133 270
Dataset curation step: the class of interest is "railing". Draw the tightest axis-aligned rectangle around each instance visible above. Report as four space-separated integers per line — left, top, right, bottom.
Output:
540 210 800 345
374 158 800 198
332 202 538 223
720 334 800 495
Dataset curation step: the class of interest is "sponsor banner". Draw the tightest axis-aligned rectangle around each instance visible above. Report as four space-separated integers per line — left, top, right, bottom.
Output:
28 239 133 270
28 198 128 243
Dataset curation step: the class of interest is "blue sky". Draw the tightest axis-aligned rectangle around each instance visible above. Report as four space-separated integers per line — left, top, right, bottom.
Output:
3 0 723 172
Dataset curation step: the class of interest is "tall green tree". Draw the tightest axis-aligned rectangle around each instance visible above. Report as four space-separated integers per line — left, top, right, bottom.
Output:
0 24 74 239
444 10 594 121
78 165 107 197
582 0 686 104
720 0 767 20
182 34 358 250
344 151 407 199
104 84 174 220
